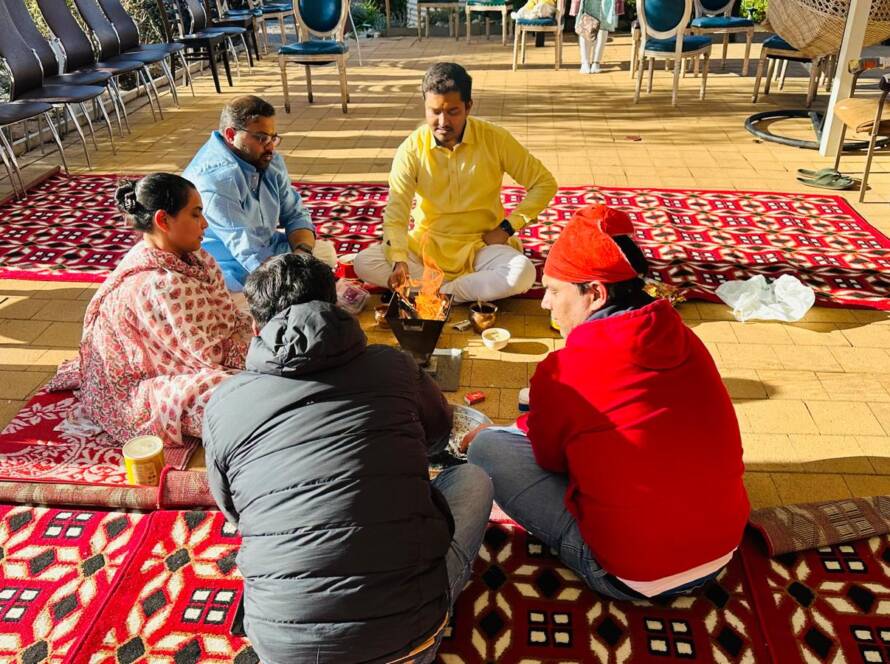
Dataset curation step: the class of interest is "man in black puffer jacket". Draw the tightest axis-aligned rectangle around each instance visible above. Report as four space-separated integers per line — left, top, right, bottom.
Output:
204 253 494 664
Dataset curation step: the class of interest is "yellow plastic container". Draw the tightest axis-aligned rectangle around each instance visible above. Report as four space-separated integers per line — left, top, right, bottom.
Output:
122 435 165 486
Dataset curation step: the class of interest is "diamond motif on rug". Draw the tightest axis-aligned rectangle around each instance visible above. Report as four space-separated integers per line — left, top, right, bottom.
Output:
0 505 148 662
1 175 888 309
74 510 257 663
740 533 890 664
437 522 769 662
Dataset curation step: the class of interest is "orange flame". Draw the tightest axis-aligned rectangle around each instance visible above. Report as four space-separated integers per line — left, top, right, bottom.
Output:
412 242 447 320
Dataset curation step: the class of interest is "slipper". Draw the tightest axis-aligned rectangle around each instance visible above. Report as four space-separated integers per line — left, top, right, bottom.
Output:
797 167 841 177
797 172 855 190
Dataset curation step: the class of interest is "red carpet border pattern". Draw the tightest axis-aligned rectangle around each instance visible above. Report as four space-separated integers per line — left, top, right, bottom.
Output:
1 174 889 309
742 533 890 664
2 504 890 663
0 505 149 663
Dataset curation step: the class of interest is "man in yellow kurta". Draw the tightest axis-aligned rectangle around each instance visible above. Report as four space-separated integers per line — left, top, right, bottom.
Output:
354 62 558 303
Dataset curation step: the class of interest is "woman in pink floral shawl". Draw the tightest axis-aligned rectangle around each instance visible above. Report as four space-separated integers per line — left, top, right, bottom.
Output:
51 173 253 447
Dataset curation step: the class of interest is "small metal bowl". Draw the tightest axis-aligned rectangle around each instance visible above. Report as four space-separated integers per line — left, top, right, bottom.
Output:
447 405 493 459
469 301 498 334
374 304 390 329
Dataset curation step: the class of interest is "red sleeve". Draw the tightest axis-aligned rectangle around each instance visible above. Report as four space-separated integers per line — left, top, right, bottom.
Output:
525 354 571 473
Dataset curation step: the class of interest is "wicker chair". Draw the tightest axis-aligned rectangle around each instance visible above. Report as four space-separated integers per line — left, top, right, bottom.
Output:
833 65 890 202
767 0 890 59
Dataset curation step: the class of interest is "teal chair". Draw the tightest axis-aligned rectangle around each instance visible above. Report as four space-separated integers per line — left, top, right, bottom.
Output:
512 0 565 71
689 0 756 75
247 0 300 50
279 0 350 113
634 0 712 107
465 0 513 46
751 34 829 108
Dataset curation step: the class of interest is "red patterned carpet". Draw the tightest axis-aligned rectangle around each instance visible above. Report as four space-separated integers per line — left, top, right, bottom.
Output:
437 522 770 663
2 503 888 663
1 174 889 309
0 504 151 662
0 389 196 487
0 391 215 510
742 533 890 664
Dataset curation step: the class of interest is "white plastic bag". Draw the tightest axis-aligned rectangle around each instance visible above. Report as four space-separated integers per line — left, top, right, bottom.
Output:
715 275 815 322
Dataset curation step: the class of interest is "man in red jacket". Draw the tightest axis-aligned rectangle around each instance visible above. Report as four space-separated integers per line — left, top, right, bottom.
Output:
466 205 749 599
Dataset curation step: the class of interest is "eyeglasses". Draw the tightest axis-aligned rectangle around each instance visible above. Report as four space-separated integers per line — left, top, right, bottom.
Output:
237 128 282 147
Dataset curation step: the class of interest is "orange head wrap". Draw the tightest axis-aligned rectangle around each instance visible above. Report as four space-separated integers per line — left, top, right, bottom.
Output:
543 204 638 284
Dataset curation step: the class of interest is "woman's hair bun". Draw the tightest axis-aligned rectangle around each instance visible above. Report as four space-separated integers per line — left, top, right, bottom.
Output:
114 180 143 215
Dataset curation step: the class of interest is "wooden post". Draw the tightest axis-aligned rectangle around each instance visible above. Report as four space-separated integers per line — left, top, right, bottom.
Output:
819 0 872 156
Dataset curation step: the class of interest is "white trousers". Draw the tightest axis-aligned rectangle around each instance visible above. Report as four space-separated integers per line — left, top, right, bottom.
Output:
579 29 609 68
353 243 537 303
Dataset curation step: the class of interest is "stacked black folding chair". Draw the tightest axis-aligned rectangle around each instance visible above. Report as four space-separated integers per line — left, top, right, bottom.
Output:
36 0 149 131
154 0 234 94
73 0 183 119
0 0 113 170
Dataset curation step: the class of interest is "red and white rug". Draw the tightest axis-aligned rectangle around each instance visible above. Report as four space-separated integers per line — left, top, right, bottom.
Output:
742 532 890 664
2 504 889 663
1 174 889 309
0 504 151 663
0 389 196 488
0 390 216 511
73 510 254 664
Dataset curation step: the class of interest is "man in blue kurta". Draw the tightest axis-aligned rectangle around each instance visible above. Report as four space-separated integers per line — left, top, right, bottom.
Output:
183 95 337 293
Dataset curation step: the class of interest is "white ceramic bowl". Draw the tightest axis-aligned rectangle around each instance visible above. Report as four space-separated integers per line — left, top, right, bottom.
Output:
481 327 511 351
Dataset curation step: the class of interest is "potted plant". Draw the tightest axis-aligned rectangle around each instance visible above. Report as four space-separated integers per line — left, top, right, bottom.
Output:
741 0 768 25
352 0 386 36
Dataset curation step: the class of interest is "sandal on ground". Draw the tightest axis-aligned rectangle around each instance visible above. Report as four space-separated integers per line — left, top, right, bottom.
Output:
797 172 855 190
797 167 841 177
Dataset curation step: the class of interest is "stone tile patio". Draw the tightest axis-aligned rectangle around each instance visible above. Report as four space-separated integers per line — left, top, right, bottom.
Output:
1 32 888 510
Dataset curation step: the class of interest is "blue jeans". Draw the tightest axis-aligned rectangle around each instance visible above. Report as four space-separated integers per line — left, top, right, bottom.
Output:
467 428 718 601
412 464 494 663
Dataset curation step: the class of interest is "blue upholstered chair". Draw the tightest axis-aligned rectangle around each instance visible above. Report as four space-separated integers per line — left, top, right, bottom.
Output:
688 0 756 75
634 0 712 107
229 0 298 51
465 0 513 46
279 0 350 113
751 34 830 108
511 0 565 71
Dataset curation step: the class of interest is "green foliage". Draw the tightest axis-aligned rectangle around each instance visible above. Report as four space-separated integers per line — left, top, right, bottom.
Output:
740 0 767 23
623 0 637 23
351 0 386 31
352 0 407 28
